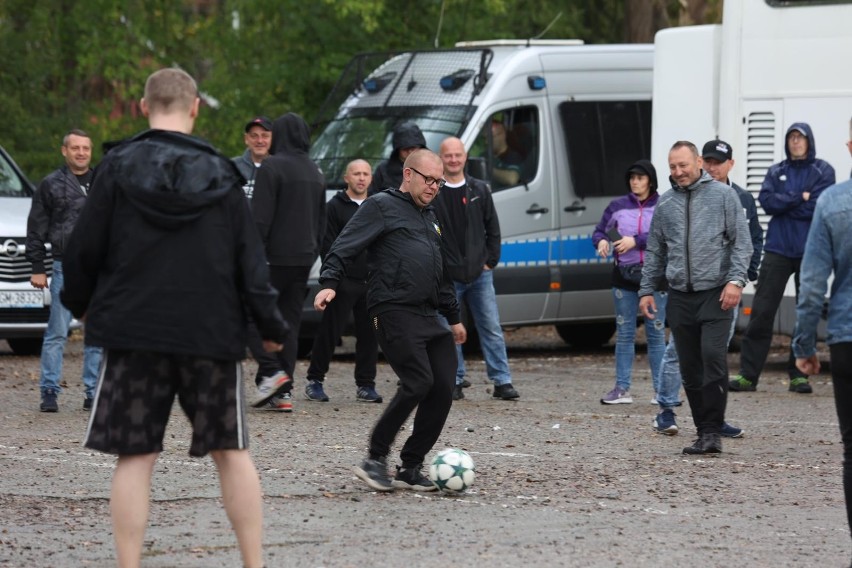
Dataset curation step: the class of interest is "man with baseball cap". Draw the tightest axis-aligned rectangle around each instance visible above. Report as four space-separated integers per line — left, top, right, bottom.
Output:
232 116 273 199
730 123 835 394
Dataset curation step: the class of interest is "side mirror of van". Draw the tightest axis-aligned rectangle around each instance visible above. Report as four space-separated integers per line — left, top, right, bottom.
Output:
466 156 487 181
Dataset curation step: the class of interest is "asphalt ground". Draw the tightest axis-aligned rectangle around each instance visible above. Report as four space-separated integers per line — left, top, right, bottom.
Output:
0 327 848 567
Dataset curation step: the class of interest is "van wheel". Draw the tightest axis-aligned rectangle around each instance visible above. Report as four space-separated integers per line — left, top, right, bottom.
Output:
555 323 615 349
7 338 43 356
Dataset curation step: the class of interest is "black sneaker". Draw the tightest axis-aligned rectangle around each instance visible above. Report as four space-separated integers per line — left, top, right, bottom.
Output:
353 458 393 492
453 385 464 400
729 375 756 392
683 433 722 455
40 390 58 413
83 397 93 411
305 380 330 402
392 465 437 492
492 383 520 400
789 377 813 394
356 386 383 403
460 379 472 388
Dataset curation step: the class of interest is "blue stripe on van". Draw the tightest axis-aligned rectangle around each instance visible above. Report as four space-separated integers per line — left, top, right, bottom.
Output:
500 235 607 267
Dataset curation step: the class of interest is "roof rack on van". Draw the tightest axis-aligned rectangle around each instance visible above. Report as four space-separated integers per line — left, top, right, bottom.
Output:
454 39 584 48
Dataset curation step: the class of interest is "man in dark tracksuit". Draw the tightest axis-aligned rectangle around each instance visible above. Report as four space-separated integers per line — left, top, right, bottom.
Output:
368 121 427 195
315 150 467 491
252 113 327 412
305 159 381 403
640 141 752 455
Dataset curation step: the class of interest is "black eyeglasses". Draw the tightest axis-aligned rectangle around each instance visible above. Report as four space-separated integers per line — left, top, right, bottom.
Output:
408 167 446 189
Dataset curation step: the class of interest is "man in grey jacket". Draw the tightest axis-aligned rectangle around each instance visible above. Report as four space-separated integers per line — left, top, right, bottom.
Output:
639 141 752 455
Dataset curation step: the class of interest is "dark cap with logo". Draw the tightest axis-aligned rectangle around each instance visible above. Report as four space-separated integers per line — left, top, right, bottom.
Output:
244 116 272 132
702 139 733 162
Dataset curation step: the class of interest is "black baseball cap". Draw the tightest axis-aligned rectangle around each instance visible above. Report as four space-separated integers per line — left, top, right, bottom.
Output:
244 116 272 132
702 139 733 162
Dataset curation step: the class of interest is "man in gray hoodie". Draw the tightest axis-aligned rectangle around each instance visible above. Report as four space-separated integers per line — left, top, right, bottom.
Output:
639 141 752 455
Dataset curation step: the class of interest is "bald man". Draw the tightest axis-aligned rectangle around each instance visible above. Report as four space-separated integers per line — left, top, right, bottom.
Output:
305 160 381 403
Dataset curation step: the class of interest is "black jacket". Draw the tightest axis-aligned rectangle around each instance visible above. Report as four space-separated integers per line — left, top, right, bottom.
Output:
252 113 326 266
368 122 427 195
322 190 368 281
230 149 257 199
319 189 460 324
26 165 91 273
432 176 501 284
60 129 288 360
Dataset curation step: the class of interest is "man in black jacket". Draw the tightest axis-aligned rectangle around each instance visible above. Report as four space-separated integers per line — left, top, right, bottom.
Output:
434 137 519 401
25 129 103 413
305 159 381 403
315 149 466 492
252 113 327 412
231 115 272 199
368 121 427 195
60 67 288 568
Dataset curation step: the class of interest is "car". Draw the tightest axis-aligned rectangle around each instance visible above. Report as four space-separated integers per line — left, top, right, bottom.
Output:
0 146 78 355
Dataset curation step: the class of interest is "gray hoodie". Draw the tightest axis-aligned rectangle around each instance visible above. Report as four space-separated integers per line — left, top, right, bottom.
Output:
639 171 752 295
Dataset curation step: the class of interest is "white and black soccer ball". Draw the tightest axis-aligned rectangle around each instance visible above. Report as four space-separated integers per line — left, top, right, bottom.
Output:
429 448 475 493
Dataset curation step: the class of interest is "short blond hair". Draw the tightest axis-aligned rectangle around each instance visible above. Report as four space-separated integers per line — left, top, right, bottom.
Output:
143 68 198 114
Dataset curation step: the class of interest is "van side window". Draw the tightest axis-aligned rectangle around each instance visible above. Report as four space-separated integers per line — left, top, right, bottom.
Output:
469 106 539 192
559 101 651 198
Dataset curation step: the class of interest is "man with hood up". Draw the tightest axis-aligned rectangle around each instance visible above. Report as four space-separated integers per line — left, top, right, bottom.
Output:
59 67 288 568
368 121 427 195
251 113 327 411
730 122 836 395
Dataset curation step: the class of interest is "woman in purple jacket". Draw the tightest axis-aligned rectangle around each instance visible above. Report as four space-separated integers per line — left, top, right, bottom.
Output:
592 160 667 405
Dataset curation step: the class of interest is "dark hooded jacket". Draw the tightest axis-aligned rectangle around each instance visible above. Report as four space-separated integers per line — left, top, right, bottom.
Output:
252 113 327 266
59 129 288 360
759 122 836 259
368 122 427 195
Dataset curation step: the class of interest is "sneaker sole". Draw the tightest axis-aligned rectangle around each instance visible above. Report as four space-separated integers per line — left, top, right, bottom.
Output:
304 394 330 402
601 398 633 404
264 403 293 412
391 479 438 492
357 397 383 403
654 426 678 436
352 466 394 492
721 431 744 438
252 375 293 408
40 407 58 413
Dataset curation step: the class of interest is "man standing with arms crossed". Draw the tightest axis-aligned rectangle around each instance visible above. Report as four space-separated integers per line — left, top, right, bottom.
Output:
305 159 382 403
26 129 103 412
315 150 466 491
640 141 752 455
433 136 519 401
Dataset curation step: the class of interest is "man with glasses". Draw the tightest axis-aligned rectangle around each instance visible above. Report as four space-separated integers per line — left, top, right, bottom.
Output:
730 123 835 395
315 149 466 492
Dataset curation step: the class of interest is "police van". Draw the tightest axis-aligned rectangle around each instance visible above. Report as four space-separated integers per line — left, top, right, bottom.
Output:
303 40 654 352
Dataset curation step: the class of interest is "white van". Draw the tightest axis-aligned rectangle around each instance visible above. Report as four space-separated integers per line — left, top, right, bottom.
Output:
0 146 66 355
300 40 654 351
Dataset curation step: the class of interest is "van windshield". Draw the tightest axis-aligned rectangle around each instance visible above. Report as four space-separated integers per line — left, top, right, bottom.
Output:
310 105 473 188
0 150 29 197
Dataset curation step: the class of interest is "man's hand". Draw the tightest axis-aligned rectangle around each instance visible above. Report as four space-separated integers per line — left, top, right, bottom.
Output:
719 283 743 311
639 295 656 319
796 354 820 376
262 340 283 353
31 274 48 289
314 288 336 311
451 323 467 345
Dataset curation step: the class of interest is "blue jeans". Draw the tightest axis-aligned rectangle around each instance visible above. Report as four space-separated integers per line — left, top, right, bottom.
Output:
612 288 667 392
454 270 511 386
39 260 102 399
657 306 738 409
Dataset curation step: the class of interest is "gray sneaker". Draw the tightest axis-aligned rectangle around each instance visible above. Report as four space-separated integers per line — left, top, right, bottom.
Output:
600 386 632 404
391 465 437 492
353 457 394 491
252 371 291 407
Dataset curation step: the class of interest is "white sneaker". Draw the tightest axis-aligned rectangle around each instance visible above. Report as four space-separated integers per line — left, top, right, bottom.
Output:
252 371 291 407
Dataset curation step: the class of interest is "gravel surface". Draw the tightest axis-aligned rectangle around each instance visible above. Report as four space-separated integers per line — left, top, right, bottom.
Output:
0 327 848 567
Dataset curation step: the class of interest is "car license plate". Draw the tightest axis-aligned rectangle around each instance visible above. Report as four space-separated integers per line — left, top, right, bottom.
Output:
0 290 45 308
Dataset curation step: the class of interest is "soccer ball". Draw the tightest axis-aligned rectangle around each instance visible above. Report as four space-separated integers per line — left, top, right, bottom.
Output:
429 448 475 493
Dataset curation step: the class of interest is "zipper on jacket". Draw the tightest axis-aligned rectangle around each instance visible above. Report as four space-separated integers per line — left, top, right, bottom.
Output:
685 190 693 293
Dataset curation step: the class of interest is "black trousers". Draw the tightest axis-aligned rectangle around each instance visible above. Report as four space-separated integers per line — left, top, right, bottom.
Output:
369 310 456 469
740 252 805 384
306 277 377 387
249 265 311 384
667 287 732 436
829 343 852 543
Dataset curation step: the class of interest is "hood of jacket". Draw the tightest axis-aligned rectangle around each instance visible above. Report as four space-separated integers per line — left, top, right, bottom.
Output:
625 159 658 192
270 113 311 155
105 129 240 230
389 122 427 162
785 122 817 163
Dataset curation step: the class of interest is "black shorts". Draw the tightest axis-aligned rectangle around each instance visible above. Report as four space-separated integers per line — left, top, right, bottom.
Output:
84 349 249 457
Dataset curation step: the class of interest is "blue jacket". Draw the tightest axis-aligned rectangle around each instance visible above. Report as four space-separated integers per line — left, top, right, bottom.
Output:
792 178 852 355
759 122 835 259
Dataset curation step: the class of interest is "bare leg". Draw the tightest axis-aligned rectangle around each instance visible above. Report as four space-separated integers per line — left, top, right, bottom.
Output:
210 449 264 568
111 453 158 568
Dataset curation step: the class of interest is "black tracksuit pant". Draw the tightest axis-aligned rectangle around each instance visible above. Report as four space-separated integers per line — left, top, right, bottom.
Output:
667 286 733 436
368 310 456 469
829 343 852 543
